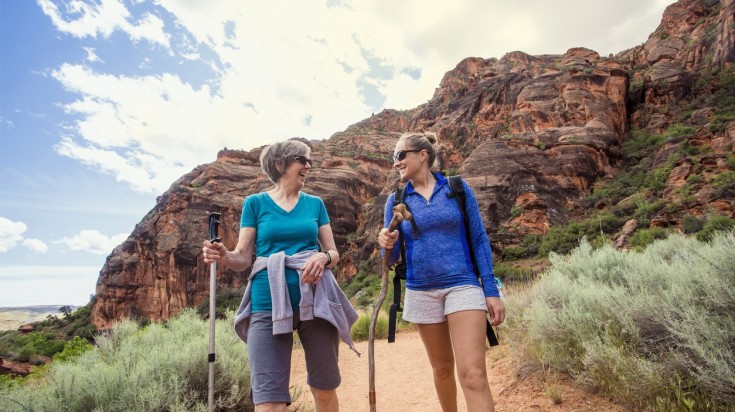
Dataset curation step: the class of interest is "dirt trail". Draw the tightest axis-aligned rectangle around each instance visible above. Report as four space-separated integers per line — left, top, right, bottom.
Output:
289 329 625 411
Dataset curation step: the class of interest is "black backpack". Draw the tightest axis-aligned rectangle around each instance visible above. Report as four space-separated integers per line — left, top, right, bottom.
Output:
388 175 499 346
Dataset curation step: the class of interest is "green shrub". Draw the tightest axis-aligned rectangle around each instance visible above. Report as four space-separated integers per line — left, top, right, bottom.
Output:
663 124 697 140
644 166 674 194
680 215 704 234
628 227 670 250
53 336 93 363
8 332 66 361
493 262 534 281
711 171 735 197
350 311 388 342
507 232 735 409
726 155 735 170
633 199 665 226
502 234 542 260
196 287 246 319
343 268 398 312
622 130 664 161
538 215 624 256
696 216 735 242
0 309 252 412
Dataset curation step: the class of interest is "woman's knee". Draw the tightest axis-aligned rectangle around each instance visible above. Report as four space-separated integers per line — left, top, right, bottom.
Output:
431 361 455 380
310 387 337 403
457 365 488 391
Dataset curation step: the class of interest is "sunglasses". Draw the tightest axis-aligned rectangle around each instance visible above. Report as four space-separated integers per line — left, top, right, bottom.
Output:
393 149 422 162
285 155 313 167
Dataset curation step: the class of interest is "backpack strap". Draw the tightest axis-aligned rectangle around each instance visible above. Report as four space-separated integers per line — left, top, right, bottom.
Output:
446 176 476 274
446 175 499 347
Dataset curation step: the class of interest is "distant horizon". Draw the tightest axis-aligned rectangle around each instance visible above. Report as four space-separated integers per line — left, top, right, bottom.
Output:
0 265 98 307
0 304 80 310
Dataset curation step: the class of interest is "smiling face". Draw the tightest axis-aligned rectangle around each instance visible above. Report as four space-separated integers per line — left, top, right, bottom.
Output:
393 141 425 182
280 152 312 187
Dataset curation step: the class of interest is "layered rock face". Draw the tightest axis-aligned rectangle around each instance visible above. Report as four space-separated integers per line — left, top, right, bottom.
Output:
92 0 735 329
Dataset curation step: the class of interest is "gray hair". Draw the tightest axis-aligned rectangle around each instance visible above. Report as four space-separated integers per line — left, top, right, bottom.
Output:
259 140 311 183
397 131 441 170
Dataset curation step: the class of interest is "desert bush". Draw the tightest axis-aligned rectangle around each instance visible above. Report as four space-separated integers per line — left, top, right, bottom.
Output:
350 311 388 341
696 215 735 242
506 231 735 410
1 309 252 412
681 214 705 234
196 287 246 319
628 227 670 250
493 262 534 281
502 234 542 261
711 171 735 197
538 214 623 256
52 336 93 363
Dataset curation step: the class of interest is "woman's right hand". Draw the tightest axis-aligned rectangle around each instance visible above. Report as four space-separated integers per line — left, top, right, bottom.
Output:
202 240 228 264
377 228 399 249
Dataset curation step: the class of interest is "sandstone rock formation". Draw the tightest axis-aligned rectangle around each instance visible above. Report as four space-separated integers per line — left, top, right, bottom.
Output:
92 0 735 329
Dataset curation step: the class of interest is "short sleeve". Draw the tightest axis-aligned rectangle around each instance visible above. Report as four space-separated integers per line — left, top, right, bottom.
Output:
317 197 330 226
240 195 258 228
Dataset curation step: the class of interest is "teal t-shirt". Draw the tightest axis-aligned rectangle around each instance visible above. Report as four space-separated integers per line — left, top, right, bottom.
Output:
240 192 330 312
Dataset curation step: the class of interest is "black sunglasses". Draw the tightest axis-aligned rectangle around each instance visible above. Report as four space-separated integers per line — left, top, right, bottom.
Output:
393 149 422 162
285 155 313 166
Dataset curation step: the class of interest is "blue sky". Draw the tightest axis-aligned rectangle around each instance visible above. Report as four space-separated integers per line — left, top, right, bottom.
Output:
0 0 674 307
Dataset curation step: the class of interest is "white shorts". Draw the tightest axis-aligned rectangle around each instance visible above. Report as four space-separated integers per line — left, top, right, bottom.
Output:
402 285 487 324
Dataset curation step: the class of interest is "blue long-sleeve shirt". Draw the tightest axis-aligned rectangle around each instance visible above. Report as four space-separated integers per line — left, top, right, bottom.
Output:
383 173 499 298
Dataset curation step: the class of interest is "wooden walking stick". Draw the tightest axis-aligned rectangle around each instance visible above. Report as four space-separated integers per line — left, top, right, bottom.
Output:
369 203 412 412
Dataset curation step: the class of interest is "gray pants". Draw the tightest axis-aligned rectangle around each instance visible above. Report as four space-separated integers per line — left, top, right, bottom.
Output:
248 311 341 405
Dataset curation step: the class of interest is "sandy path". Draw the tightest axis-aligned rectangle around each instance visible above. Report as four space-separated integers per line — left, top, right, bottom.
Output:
288 329 625 411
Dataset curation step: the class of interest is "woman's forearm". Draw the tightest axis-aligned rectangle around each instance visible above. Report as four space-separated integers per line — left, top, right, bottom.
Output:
324 249 339 268
222 249 252 272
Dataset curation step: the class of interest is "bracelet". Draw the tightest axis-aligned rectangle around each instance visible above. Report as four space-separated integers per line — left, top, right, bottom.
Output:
323 251 332 265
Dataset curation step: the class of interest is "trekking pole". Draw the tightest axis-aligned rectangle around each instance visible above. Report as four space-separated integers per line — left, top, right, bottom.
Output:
369 204 412 412
207 212 222 412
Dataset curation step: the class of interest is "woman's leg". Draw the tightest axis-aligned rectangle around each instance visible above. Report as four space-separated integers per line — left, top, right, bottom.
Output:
298 317 341 412
417 322 458 412
310 388 338 412
447 310 495 412
254 403 287 412
248 313 292 411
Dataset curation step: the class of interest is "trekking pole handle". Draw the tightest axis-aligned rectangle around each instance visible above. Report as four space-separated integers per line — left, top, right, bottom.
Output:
209 212 222 243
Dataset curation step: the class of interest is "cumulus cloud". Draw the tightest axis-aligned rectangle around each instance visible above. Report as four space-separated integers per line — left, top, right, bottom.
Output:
23 238 49 254
37 0 169 47
56 230 128 255
42 0 674 194
0 217 27 252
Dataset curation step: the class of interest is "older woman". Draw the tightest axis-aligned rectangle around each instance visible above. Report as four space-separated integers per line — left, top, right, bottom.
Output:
203 140 357 412
377 132 505 412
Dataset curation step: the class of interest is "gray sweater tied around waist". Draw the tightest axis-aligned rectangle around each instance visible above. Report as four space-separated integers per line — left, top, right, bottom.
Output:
234 249 360 355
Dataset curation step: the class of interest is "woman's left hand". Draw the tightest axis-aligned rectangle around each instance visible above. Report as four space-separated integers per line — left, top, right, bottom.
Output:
300 253 329 284
486 297 505 326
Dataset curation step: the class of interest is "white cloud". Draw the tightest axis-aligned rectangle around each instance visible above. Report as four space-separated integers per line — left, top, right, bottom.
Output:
0 114 14 128
0 217 27 252
42 0 674 195
56 230 128 255
37 0 169 47
83 46 103 63
22 239 49 254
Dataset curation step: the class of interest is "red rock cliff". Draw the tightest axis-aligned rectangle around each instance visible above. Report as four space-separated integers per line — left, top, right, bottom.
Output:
92 0 734 329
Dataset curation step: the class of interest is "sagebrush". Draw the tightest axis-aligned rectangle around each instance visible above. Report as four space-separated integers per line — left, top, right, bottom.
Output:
506 231 735 410
1 309 252 412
